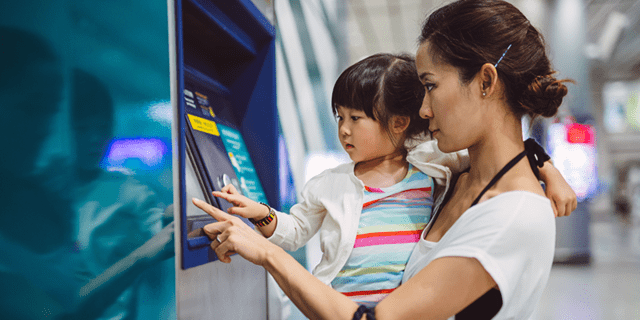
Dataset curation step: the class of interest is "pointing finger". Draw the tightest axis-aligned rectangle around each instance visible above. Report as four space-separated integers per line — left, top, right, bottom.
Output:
221 184 239 195
192 198 230 221
212 191 240 204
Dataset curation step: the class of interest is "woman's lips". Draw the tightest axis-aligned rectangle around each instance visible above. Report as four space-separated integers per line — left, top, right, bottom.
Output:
345 144 354 149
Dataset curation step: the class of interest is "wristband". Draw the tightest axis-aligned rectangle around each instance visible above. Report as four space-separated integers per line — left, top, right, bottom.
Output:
352 305 376 320
249 202 275 227
524 138 551 180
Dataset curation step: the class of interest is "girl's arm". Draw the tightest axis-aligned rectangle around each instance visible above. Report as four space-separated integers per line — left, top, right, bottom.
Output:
194 198 494 320
213 184 278 237
538 160 577 217
417 140 576 217
213 178 327 251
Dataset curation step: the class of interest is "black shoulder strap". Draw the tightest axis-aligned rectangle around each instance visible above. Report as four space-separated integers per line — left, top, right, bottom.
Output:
470 150 527 207
456 148 529 319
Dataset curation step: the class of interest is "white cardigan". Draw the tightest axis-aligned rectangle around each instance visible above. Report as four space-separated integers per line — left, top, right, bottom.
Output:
266 140 469 284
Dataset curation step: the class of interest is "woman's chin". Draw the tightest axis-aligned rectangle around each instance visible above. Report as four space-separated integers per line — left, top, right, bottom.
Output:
435 139 449 152
435 140 460 154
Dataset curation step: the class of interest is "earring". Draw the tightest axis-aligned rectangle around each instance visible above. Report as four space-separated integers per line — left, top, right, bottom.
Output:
482 92 486 97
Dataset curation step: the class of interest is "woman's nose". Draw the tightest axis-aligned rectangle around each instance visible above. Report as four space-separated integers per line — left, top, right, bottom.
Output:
419 99 433 119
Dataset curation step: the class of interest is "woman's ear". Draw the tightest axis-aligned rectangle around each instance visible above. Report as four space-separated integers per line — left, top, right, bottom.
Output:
391 116 410 133
479 63 499 98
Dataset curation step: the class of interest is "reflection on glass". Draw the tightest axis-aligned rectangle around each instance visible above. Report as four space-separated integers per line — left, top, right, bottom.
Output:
0 0 175 317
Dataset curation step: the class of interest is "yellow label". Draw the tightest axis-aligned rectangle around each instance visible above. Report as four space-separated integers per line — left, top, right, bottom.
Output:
187 114 219 136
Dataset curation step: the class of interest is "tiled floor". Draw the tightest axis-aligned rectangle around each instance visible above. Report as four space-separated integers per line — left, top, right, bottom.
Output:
532 210 640 319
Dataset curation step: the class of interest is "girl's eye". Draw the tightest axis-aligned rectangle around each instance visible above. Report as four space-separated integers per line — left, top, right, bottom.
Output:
425 83 435 92
351 116 360 121
336 115 343 121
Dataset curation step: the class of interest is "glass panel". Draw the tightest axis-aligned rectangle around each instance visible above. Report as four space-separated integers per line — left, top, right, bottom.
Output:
0 1 175 319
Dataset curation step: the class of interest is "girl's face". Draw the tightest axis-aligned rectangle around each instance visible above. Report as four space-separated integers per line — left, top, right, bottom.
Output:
336 106 398 163
416 42 485 153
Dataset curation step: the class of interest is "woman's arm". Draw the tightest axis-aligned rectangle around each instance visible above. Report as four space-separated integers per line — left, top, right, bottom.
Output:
194 198 495 320
195 198 359 319
378 257 495 319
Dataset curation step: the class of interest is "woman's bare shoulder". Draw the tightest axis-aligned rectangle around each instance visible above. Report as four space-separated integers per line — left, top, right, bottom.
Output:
477 168 544 204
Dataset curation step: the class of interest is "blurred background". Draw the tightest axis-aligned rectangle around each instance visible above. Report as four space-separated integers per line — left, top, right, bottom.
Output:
1 0 639 319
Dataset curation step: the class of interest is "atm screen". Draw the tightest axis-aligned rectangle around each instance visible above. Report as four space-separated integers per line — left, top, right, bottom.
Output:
171 0 276 270
179 69 270 268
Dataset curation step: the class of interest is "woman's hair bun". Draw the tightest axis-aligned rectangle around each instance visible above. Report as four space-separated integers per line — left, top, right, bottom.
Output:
518 74 571 118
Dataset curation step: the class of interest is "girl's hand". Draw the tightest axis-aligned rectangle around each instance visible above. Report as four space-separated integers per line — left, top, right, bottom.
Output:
539 162 577 217
213 184 270 220
192 198 275 265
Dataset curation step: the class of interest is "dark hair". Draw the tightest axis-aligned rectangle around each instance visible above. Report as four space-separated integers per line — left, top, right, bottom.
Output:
0 26 58 88
331 53 430 151
71 68 114 124
419 0 570 118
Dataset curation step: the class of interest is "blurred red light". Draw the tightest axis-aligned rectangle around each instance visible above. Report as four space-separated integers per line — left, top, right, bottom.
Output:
566 123 594 144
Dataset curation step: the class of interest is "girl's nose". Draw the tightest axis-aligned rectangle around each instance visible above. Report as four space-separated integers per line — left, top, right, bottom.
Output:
339 123 350 136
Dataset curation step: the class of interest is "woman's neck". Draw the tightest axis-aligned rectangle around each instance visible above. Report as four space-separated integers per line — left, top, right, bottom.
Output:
466 116 526 185
354 151 409 188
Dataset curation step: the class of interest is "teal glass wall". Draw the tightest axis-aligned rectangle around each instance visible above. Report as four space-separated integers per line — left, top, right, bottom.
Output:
0 1 175 319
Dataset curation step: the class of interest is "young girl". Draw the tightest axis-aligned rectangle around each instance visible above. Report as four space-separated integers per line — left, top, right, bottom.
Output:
206 53 574 306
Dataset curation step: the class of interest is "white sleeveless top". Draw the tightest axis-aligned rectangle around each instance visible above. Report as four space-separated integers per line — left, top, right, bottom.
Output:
403 191 555 320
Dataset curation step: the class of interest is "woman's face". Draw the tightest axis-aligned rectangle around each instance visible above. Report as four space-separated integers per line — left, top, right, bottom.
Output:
415 42 485 153
0 61 62 178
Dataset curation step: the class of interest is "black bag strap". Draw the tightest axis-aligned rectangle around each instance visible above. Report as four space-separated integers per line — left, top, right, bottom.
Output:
470 150 527 207
470 138 550 207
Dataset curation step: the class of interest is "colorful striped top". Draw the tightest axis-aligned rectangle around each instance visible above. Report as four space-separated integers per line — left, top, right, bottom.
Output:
331 164 434 307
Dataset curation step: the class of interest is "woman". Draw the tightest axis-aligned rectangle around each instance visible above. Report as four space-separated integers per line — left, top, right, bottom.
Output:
194 0 572 318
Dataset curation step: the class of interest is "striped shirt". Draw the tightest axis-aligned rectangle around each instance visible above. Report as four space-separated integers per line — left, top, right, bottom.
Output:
331 165 434 306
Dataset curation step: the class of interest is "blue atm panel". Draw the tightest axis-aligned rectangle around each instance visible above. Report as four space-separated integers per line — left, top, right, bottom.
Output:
172 0 277 269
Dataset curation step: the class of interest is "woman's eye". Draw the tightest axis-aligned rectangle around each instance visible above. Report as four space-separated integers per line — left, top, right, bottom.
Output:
425 83 435 92
351 116 360 121
336 116 343 121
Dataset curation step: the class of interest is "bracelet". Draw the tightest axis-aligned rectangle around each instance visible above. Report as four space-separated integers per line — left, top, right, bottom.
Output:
352 305 376 320
249 202 275 227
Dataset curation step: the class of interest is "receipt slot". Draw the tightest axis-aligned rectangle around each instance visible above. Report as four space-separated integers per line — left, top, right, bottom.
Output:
169 0 277 269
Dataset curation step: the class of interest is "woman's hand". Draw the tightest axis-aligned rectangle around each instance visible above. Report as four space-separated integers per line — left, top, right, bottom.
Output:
539 162 577 217
192 198 274 265
193 197 361 320
213 184 270 220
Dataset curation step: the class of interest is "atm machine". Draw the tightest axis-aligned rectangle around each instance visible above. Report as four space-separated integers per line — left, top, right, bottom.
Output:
168 0 278 318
